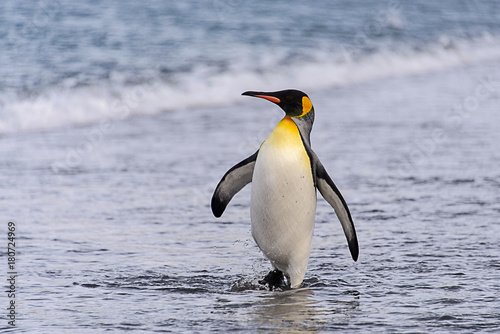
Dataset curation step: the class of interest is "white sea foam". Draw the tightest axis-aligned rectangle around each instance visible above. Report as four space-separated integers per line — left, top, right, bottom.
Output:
1 34 500 134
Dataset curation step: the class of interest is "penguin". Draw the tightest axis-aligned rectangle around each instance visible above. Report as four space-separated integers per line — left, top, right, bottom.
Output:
211 89 358 290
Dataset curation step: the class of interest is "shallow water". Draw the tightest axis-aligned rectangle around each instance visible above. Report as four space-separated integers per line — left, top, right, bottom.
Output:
2 57 500 332
2 1 500 331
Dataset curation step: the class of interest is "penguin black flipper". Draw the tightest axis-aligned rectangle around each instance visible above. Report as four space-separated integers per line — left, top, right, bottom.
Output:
315 160 359 262
211 151 258 218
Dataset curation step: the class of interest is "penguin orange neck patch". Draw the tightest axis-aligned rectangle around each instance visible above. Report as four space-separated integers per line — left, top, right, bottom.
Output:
293 96 313 118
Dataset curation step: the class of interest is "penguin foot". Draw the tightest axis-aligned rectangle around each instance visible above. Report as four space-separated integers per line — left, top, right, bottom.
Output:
258 269 287 291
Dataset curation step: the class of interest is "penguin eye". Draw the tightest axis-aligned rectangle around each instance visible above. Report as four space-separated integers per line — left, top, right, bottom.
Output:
286 96 292 102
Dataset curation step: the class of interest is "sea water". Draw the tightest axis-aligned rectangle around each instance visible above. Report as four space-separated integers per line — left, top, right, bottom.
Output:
1 1 500 332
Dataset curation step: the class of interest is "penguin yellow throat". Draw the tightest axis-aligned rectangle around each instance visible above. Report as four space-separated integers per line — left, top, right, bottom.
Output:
265 116 302 149
264 116 310 173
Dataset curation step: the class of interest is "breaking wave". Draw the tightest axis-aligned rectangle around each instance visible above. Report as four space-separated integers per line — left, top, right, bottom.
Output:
1 34 500 134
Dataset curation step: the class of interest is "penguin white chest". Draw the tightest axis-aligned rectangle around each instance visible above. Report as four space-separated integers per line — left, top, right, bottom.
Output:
250 116 316 286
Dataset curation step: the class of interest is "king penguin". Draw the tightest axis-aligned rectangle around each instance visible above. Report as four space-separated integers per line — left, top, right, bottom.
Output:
211 89 358 290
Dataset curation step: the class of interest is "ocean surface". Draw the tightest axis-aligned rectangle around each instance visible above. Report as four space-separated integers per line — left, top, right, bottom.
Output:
1 0 500 332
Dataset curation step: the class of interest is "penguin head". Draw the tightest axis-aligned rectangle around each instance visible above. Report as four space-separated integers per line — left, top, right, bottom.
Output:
242 89 314 118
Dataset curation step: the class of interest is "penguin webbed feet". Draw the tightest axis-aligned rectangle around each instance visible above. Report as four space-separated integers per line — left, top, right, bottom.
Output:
258 269 289 291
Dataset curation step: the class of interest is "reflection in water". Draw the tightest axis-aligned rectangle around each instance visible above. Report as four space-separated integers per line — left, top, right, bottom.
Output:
251 288 360 332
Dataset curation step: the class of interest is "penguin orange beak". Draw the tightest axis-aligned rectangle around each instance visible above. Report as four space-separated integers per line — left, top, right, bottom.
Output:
242 91 281 104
